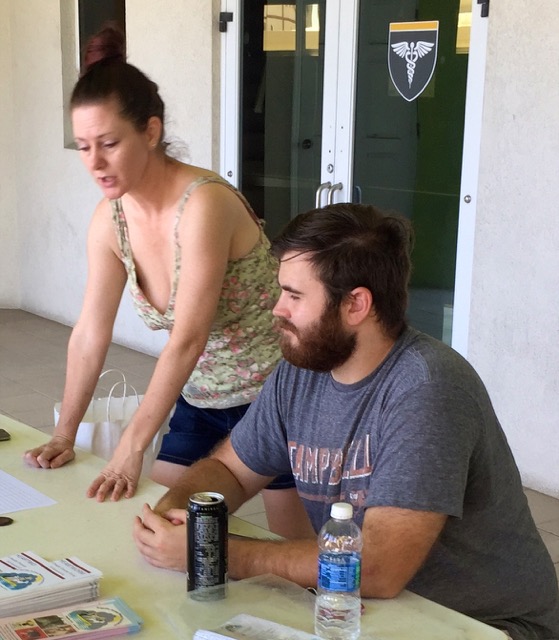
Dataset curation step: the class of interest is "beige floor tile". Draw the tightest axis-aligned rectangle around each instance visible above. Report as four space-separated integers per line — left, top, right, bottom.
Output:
104 361 157 383
1 311 66 337
0 347 29 374
105 346 158 368
0 309 26 324
1 391 56 413
2 406 55 430
26 320 72 343
0 360 66 382
105 342 144 358
18 372 67 400
524 488 559 525
538 518 559 537
539 530 559 563
0 340 67 366
0 326 31 343
0 376 29 398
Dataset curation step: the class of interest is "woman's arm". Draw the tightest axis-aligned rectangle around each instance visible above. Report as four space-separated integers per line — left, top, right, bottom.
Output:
24 201 126 468
88 182 259 501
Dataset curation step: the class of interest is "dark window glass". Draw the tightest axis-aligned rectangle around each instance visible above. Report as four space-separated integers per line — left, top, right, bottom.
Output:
78 0 126 71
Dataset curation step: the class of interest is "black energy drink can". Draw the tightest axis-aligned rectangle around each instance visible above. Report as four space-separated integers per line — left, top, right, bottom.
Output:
187 491 228 600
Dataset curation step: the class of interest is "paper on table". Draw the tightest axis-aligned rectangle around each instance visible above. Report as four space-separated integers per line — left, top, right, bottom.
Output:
194 613 322 639
0 469 56 514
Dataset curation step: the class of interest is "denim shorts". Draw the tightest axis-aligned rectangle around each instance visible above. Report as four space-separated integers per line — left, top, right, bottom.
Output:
156 394 295 490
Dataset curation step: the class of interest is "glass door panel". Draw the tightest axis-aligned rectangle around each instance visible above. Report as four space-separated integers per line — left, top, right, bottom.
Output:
233 0 482 346
352 0 471 342
241 0 325 238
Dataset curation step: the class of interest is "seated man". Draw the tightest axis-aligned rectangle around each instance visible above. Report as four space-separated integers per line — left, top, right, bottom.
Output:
133 203 559 640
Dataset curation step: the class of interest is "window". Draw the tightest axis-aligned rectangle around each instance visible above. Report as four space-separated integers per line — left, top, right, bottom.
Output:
60 0 126 148
77 0 125 72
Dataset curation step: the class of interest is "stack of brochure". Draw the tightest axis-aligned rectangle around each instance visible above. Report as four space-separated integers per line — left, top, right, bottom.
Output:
0 551 102 617
0 596 142 639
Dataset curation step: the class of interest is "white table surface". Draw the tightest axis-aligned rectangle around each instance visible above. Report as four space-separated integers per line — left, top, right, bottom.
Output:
0 415 505 639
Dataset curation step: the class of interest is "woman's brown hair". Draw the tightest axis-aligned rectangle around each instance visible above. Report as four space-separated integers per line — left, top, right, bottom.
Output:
71 23 165 137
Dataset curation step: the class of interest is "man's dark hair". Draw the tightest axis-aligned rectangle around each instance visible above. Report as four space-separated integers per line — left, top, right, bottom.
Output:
271 203 414 339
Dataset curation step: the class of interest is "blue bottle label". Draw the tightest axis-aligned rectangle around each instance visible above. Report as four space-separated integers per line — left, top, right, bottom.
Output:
317 552 361 592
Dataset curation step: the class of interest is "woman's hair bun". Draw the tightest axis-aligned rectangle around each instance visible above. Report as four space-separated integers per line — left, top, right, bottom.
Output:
82 22 126 76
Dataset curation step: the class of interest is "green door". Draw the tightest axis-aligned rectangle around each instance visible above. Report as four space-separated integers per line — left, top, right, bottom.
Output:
237 0 482 344
352 0 472 341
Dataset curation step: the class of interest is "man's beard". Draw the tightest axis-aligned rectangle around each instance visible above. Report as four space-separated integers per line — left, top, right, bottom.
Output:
276 304 357 372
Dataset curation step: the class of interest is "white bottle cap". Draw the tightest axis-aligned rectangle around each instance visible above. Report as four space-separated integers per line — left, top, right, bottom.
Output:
330 502 353 520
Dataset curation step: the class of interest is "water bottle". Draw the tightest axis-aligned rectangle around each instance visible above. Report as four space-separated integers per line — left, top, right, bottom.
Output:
314 502 362 640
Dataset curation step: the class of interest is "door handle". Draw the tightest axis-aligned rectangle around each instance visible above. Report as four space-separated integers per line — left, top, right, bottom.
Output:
353 185 362 204
327 182 343 205
315 181 332 208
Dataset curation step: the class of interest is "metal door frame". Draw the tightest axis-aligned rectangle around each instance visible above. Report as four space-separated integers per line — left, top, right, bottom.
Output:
219 0 488 357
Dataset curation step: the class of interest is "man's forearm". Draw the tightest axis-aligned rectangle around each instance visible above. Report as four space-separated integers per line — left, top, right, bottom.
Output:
228 537 318 588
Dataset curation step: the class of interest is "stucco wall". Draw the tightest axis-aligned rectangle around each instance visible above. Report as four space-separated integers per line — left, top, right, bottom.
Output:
469 1 559 496
126 2 220 168
0 0 19 307
9 0 220 355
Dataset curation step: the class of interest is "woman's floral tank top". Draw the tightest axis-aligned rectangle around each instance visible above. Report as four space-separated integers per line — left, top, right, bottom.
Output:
110 176 282 409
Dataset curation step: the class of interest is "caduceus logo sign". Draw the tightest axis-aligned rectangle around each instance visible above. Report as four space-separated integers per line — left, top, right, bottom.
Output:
388 21 439 102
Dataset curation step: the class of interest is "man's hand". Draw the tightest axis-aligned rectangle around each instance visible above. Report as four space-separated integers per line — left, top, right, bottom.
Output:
86 447 144 502
133 503 187 571
23 435 75 469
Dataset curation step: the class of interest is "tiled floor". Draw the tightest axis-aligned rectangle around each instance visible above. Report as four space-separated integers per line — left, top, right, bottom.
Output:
1 309 559 576
0 309 268 527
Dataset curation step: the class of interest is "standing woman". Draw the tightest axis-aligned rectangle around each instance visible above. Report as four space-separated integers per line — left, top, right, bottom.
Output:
24 25 312 538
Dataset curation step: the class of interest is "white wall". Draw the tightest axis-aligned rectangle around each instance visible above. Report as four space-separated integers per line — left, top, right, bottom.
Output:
0 0 19 307
7 0 220 356
126 2 221 169
469 0 559 497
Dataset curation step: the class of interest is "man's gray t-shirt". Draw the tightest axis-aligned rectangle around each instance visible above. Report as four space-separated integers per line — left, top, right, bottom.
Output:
230 328 559 640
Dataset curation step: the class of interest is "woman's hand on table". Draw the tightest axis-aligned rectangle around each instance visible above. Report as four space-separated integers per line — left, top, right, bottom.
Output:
133 503 187 572
86 445 144 502
23 435 75 469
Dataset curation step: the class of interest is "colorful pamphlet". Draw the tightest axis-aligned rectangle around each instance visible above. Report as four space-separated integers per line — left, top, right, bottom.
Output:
0 552 102 618
0 597 142 639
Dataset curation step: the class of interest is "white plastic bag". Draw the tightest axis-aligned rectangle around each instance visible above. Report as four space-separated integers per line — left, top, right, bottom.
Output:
54 369 169 475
